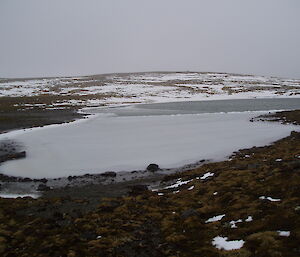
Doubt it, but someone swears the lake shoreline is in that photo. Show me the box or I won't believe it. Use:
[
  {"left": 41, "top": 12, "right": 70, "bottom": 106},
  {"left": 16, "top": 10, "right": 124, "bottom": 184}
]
[
  {"left": 0, "top": 109, "right": 299, "bottom": 256},
  {"left": 0, "top": 109, "right": 298, "bottom": 199}
]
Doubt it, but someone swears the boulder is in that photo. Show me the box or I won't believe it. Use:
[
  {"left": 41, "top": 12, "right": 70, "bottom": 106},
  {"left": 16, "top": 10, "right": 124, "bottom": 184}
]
[
  {"left": 40, "top": 178, "right": 48, "bottom": 183},
  {"left": 37, "top": 184, "right": 51, "bottom": 191},
  {"left": 0, "top": 151, "right": 26, "bottom": 163},
  {"left": 146, "top": 163, "right": 160, "bottom": 172}
]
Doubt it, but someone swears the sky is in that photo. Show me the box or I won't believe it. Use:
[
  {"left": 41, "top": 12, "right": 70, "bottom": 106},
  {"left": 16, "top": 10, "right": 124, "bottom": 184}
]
[{"left": 0, "top": 0, "right": 300, "bottom": 79}]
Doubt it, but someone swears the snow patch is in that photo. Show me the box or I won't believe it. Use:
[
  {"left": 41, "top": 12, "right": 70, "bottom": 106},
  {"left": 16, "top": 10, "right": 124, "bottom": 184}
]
[
  {"left": 200, "top": 172, "right": 214, "bottom": 180},
  {"left": 206, "top": 214, "right": 225, "bottom": 223},
  {"left": 229, "top": 219, "right": 243, "bottom": 228},
  {"left": 245, "top": 216, "right": 253, "bottom": 222},
  {"left": 277, "top": 231, "right": 290, "bottom": 237},
  {"left": 212, "top": 236, "right": 245, "bottom": 250},
  {"left": 164, "top": 179, "right": 193, "bottom": 189},
  {"left": 259, "top": 196, "right": 281, "bottom": 202}
]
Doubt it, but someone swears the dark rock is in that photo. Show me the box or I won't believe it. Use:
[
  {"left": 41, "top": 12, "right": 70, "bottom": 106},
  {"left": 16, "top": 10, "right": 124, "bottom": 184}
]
[
  {"left": 40, "top": 178, "right": 48, "bottom": 183},
  {"left": 291, "top": 131, "right": 300, "bottom": 138},
  {"left": 101, "top": 171, "right": 117, "bottom": 177},
  {"left": 37, "top": 184, "right": 51, "bottom": 191},
  {"left": 67, "top": 176, "right": 74, "bottom": 181},
  {"left": 0, "top": 151, "right": 26, "bottom": 163},
  {"left": 181, "top": 209, "right": 199, "bottom": 219},
  {"left": 22, "top": 177, "right": 32, "bottom": 182},
  {"left": 146, "top": 163, "right": 160, "bottom": 172},
  {"left": 0, "top": 174, "right": 18, "bottom": 182},
  {"left": 129, "top": 185, "right": 149, "bottom": 196}
]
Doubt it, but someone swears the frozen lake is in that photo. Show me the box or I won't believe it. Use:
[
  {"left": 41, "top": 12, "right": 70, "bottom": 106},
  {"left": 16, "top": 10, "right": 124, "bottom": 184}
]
[{"left": 0, "top": 98, "right": 299, "bottom": 179}]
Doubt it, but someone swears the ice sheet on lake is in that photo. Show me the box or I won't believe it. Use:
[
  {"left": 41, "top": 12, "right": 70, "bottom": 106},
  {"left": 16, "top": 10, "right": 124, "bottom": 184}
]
[{"left": 0, "top": 112, "right": 298, "bottom": 178}]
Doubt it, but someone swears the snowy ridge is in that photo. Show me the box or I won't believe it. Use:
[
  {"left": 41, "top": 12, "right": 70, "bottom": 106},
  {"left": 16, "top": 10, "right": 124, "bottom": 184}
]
[{"left": 1, "top": 72, "right": 299, "bottom": 108}]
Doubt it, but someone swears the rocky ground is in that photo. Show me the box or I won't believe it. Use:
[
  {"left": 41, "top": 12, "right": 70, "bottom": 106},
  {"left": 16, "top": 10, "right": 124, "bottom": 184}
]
[{"left": 0, "top": 110, "right": 299, "bottom": 256}]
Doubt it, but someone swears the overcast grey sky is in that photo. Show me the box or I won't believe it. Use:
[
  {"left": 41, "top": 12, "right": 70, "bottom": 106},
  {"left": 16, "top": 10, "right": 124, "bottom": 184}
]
[{"left": 0, "top": 0, "right": 299, "bottom": 79}]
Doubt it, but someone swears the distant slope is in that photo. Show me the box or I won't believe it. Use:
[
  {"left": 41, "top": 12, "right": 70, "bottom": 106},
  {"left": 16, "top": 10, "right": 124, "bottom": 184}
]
[{"left": 0, "top": 72, "right": 299, "bottom": 110}]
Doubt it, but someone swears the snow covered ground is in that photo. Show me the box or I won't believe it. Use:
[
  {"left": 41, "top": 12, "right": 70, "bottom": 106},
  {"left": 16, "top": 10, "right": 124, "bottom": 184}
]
[
  {"left": 212, "top": 236, "right": 245, "bottom": 250},
  {"left": 0, "top": 111, "right": 298, "bottom": 178},
  {"left": 1, "top": 72, "right": 300, "bottom": 108}
]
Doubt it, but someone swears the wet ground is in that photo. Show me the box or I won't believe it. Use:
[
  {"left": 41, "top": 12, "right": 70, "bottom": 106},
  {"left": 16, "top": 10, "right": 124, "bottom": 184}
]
[{"left": 0, "top": 107, "right": 85, "bottom": 134}]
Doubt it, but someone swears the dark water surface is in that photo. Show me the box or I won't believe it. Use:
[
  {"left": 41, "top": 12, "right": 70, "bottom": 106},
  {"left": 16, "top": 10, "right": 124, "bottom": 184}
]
[{"left": 95, "top": 98, "right": 300, "bottom": 116}]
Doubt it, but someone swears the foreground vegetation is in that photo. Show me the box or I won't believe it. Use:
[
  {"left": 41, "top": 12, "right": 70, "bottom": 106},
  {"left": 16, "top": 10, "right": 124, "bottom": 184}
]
[{"left": 0, "top": 110, "right": 299, "bottom": 256}]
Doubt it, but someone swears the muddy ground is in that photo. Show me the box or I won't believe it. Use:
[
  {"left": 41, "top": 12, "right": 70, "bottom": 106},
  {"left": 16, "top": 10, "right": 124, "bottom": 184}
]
[{"left": 0, "top": 98, "right": 85, "bottom": 134}]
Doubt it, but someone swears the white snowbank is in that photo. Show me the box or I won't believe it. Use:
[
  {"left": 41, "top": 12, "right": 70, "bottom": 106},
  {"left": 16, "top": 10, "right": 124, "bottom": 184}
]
[
  {"left": 0, "top": 112, "right": 298, "bottom": 178},
  {"left": 0, "top": 193, "right": 39, "bottom": 199},
  {"left": 212, "top": 236, "right": 245, "bottom": 250}
]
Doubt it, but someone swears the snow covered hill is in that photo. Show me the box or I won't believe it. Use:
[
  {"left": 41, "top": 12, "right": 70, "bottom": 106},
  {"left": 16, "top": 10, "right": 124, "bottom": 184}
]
[{"left": 1, "top": 72, "right": 299, "bottom": 108}]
